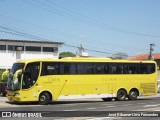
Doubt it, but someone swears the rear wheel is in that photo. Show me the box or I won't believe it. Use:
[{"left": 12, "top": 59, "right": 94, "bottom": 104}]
[
  {"left": 39, "top": 92, "right": 50, "bottom": 105},
  {"left": 116, "top": 89, "right": 127, "bottom": 101},
  {"left": 102, "top": 98, "right": 112, "bottom": 101},
  {"left": 128, "top": 90, "right": 138, "bottom": 100}
]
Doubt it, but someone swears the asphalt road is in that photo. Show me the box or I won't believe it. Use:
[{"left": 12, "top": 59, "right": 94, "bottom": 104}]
[{"left": 0, "top": 94, "right": 160, "bottom": 120}]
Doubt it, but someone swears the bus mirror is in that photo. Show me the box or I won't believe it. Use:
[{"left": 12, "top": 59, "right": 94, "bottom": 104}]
[{"left": 14, "top": 69, "right": 23, "bottom": 80}]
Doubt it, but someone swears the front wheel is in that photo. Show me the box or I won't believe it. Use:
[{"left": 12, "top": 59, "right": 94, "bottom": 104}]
[
  {"left": 39, "top": 92, "right": 50, "bottom": 105},
  {"left": 116, "top": 89, "right": 127, "bottom": 101},
  {"left": 128, "top": 90, "right": 138, "bottom": 100}
]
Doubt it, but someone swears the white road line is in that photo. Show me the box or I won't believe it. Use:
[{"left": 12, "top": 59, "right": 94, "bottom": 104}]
[
  {"left": 137, "top": 103, "right": 145, "bottom": 105},
  {"left": 86, "top": 108, "right": 96, "bottom": 110},
  {"left": 101, "top": 104, "right": 114, "bottom": 106},
  {"left": 121, "top": 104, "right": 133, "bottom": 107},
  {"left": 106, "top": 106, "right": 116, "bottom": 108},
  {"left": 143, "top": 104, "right": 160, "bottom": 107},
  {"left": 63, "top": 109, "right": 78, "bottom": 111}
]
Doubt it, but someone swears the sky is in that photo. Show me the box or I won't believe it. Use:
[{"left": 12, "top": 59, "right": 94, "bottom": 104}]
[{"left": 0, "top": 0, "right": 160, "bottom": 57}]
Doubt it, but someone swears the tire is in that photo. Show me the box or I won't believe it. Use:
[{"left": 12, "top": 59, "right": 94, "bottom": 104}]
[
  {"left": 128, "top": 90, "right": 138, "bottom": 100},
  {"left": 39, "top": 92, "right": 50, "bottom": 105},
  {"left": 102, "top": 98, "right": 112, "bottom": 101},
  {"left": 116, "top": 89, "right": 127, "bottom": 101}
]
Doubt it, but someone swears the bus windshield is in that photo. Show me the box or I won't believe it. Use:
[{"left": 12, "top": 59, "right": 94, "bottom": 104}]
[
  {"left": 8, "top": 63, "right": 25, "bottom": 91},
  {"left": 11, "top": 63, "right": 25, "bottom": 74}
]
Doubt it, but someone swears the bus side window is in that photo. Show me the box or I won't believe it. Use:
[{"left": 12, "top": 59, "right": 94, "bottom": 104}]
[
  {"left": 96, "top": 64, "right": 104, "bottom": 74},
  {"left": 147, "top": 64, "right": 155, "bottom": 74},
  {"left": 140, "top": 64, "right": 147, "bottom": 74},
  {"left": 104, "top": 65, "right": 110, "bottom": 74},
  {"left": 41, "top": 62, "right": 60, "bottom": 76},
  {"left": 64, "top": 63, "right": 70, "bottom": 74},
  {"left": 64, "top": 63, "right": 76, "bottom": 74}
]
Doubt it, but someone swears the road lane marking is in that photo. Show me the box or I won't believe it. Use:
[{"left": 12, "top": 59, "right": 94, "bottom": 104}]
[
  {"left": 133, "top": 107, "right": 160, "bottom": 111},
  {"left": 106, "top": 106, "right": 116, "bottom": 107},
  {"left": 137, "top": 103, "right": 145, "bottom": 105},
  {"left": 143, "top": 104, "right": 160, "bottom": 107},
  {"left": 119, "top": 104, "right": 133, "bottom": 107},
  {"left": 86, "top": 108, "right": 96, "bottom": 110},
  {"left": 63, "top": 109, "right": 78, "bottom": 111}
]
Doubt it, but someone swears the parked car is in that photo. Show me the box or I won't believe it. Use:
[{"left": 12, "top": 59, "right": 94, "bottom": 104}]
[{"left": 158, "top": 80, "right": 160, "bottom": 93}]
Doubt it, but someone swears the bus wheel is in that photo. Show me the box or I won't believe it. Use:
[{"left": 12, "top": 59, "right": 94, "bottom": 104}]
[
  {"left": 116, "top": 90, "right": 127, "bottom": 101},
  {"left": 102, "top": 98, "right": 112, "bottom": 101},
  {"left": 128, "top": 90, "right": 138, "bottom": 100},
  {"left": 39, "top": 92, "right": 50, "bottom": 105}
]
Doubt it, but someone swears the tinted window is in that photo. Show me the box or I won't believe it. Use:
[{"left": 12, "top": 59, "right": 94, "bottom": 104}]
[
  {"left": 43, "top": 47, "right": 58, "bottom": 52},
  {"left": 41, "top": 62, "right": 155, "bottom": 75},
  {"left": 123, "top": 64, "right": 138, "bottom": 74},
  {"left": 64, "top": 63, "right": 76, "bottom": 74},
  {"left": 8, "top": 45, "right": 24, "bottom": 51},
  {"left": 0, "top": 45, "right": 6, "bottom": 50},
  {"left": 8, "top": 45, "right": 15, "bottom": 51},
  {"left": 109, "top": 64, "right": 123, "bottom": 74},
  {"left": 11, "top": 63, "right": 25, "bottom": 74},
  {"left": 26, "top": 46, "right": 41, "bottom": 51},
  {"left": 22, "top": 62, "right": 40, "bottom": 89},
  {"left": 41, "top": 62, "right": 60, "bottom": 75}
]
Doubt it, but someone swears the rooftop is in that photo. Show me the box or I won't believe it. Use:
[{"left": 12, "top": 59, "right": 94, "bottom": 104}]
[
  {"left": 129, "top": 53, "right": 160, "bottom": 60},
  {"left": 0, "top": 39, "right": 64, "bottom": 45}
]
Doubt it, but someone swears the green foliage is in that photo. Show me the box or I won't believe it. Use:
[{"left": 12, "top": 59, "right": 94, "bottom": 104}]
[
  {"left": 0, "top": 69, "right": 5, "bottom": 82},
  {"left": 59, "top": 52, "right": 76, "bottom": 58}
]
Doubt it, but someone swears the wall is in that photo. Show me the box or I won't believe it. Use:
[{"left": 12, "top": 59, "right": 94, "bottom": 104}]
[{"left": 0, "top": 41, "right": 60, "bottom": 69}]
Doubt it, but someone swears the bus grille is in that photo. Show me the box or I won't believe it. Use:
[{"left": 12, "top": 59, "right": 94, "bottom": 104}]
[{"left": 140, "top": 83, "right": 156, "bottom": 94}]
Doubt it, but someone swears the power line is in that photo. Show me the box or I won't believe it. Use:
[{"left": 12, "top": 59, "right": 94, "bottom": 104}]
[
  {"left": 0, "top": 25, "right": 115, "bottom": 55},
  {"left": 0, "top": 25, "right": 137, "bottom": 57},
  {"left": 0, "top": 14, "right": 148, "bottom": 53},
  {"left": 24, "top": 0, "right": 160, "bottom": 38}
]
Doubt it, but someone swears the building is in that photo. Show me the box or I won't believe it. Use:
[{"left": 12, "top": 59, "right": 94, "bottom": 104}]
[
  {"left": 0, "top": 39, "right": 63, "bottom": 69},
  {"left": 128, "top": 53, "right": 160, "bottom": 69}
]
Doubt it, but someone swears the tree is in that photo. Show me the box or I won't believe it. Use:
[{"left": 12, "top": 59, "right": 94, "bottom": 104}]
[
  {"left": 112, "top": 52, "right": 128, "bottom": 59},
  {"left": 59, "top": 52, "right": 76, "bottom": 58}
]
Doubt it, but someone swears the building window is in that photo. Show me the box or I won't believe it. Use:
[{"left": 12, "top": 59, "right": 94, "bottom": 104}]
[
  {"left": 8, "top": 45, "right": 24, "bottom": 51},
  {"left": 8, "top": 45, "right": 15, "bottom": 51},
  {"left": 43, "top": 47, "right": 54, "bottom": 52},
  {"left": 26, "top": 46, "right": 41, "bottom": 52},
  {"left": 0, "top": 45, "right": 6, "bottom": 50}
]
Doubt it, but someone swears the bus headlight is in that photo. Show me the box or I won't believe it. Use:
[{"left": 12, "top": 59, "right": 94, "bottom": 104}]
[{"left": 14, "top": 93, "right": 20, "bottom": 97}]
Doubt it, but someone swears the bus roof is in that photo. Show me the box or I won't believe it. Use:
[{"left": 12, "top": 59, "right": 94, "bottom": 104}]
[{"left": 15, "top": 57, "right": 156, "bottom": 64}]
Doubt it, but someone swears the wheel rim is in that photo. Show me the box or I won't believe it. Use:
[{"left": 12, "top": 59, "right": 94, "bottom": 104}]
[
  {"left": 131, "top": 91, "right": 136, "bottom": 98},
  {"left": 120, "top": 93, "right": 125, "bottom": 99},
  {"left": 40, "top": 95, "right": 46, "bottom": 102}
]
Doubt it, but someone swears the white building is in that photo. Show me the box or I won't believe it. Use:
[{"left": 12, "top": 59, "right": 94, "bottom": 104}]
[{"left": 0, "top": 39, "right": 63, "bottom": 69}]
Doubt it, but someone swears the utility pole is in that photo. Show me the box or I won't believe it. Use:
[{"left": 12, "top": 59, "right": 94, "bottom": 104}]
[
  {"left": 148, "top": 43, "right": 155, "bottom": 60},
  {"left": 76, "top": 44, "right": 88, "bottom": 57}
]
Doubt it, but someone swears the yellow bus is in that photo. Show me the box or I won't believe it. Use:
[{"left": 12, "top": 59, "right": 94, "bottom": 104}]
[{"left": 7, "top": 57, "right": 157, "bottom": 105}]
